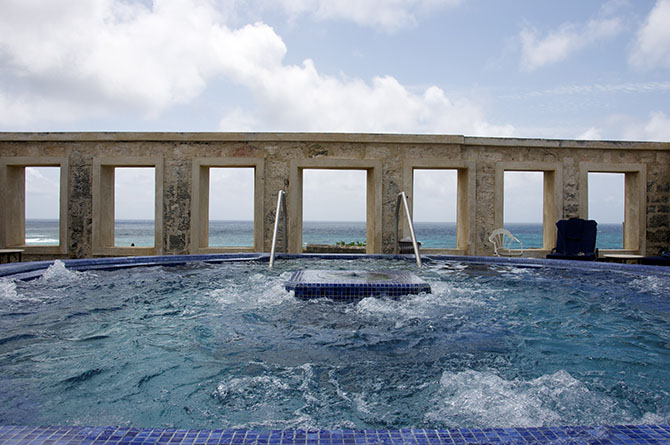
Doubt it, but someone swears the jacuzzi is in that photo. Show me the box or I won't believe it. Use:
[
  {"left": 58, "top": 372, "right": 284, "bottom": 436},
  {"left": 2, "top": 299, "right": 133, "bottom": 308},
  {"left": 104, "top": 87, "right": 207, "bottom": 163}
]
[{"left": 1, "top": 254, "right": 668, "bottom": 444}]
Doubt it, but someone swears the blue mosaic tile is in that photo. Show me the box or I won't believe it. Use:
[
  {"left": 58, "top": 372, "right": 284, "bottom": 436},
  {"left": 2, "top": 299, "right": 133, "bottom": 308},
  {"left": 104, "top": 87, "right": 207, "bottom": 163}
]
[
  {"left": 285, "top": 269, "right": 432, "bottom": 301},
  {"left": 14, "top": 425, "right": 670, "bottom": 445}
]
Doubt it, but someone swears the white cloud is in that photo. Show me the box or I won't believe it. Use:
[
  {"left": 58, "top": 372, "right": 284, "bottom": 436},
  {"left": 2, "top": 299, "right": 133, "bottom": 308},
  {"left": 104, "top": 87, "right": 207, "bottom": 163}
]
[
  {"left": 577, "top": 127, "right": 602, "bottom": 140},
  {"left": 219, "top": 63, "right": 514, "bottom": 135},
  {"left": 520, "top": 17, "right": 622, "bottom": 71},
  {"left": 209, "top": 167, "right": 255, "bottom": 220},
  {"left": 0, "top": 0, "right": 510, "bottom": 136},
  {"left": 635, "top": 111, "right": 670, "bottom": 141},
  {"left": 585, "top": 111, "right": 670, "bottom": 141},
  {"left": 218, "top": 108, "right": 259, "bottom": 132},
  {"left": 0, "top": 0, "right": 284, "bottom": 124},
  {"left": 630, "top": 0, "right": 670, "bottom": 69},
  {"left": 268, "top": 0, "right": 462, "bottom": 30},
  {"left": 25, "top": 167, "right": 60, "bottom": 219},
  {"left": 115, "top": 167, "right": 155, "bottom": 220},
  {"left": 643, "top": 111, "right": 670, "bottom": 139},
  {"left": 413, "top": 169, "right": 457, "bottom": 222},
  {"left": 499, "top": 81, "right": 670, "bottom": 99},
  {"left": 504, "top": 171, "right": 543, "bottom": 223},
  {"left": 587, "top": 172, "right": 625, "bottom": 224},
  {"left": 303, "top": 170, "right": 367, "bottom": 221},
  {"left": 25, "top": 167, "right": 60, "bottom": 198}
]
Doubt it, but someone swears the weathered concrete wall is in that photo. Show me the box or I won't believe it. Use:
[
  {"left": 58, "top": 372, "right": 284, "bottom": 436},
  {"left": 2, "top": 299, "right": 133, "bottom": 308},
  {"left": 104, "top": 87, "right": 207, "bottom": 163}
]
[
  {"left": 1, "top": 132, "right": 668, "bottom": 260},
  {"left": 647, "top": 149, "right": 670, "bottom": 249}
]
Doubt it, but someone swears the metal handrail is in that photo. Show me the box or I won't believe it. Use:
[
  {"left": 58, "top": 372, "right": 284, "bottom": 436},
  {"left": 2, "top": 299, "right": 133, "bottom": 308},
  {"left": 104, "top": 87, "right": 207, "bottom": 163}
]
[
  {"left": 395, "top": 191, "right": 422, "bottom": 267},
  {"left": 269, "top": 190, "right": 287, "bottom": 268}
]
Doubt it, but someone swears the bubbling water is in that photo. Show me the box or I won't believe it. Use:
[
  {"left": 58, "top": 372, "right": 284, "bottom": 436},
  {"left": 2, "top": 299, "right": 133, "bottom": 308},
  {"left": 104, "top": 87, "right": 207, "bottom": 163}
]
[
  {"left": 0, "top": 258, "right": 668, "bottom": 429},
  {"left": 0, "top": 279, "right": 19, "bottom": 301}
]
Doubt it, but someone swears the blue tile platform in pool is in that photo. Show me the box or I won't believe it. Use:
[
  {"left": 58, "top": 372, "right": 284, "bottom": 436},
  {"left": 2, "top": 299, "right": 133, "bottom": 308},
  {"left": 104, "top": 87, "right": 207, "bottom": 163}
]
[
  {"left": 285, "top": 269, "right": 431, "bottom": 301},
  {"left": 1, "top": 425, "right": 669, "bottom": 444}
]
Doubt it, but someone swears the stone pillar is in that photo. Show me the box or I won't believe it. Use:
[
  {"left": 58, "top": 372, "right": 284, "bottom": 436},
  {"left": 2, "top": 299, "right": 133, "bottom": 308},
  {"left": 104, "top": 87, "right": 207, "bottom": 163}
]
[
  {"left": 68, "top": 149, "right": 94, "bottom": 258},
  {"left": 163, "top": 159, "right": 191, "bottom": 255},
  {"left": 476, "top": 155, "right": 498, "bottom": 257}
]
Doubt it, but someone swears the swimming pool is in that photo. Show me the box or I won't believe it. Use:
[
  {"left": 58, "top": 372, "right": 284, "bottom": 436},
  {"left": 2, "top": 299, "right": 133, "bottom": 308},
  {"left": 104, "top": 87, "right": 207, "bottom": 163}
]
[{"left": 0, "top": 255, "right": 669, "bottom": 434}]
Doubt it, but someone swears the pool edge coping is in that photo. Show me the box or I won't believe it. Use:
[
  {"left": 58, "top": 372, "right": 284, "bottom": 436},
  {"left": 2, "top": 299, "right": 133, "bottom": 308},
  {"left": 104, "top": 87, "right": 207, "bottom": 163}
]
[{"left": 2, "top": 253, "right": 669, "bottom": 280}]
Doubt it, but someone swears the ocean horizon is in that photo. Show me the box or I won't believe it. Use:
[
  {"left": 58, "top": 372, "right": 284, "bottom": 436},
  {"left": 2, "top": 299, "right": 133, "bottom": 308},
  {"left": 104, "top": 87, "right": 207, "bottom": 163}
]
[{"left": 25, "top": 219, "right": 624, "bottom": 250}]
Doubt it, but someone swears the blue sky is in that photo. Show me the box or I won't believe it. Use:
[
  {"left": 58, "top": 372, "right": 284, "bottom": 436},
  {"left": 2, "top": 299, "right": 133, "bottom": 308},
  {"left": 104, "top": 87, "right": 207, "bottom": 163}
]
[{"left": 6, "top": 0, "right": 669, "bottom": 222}]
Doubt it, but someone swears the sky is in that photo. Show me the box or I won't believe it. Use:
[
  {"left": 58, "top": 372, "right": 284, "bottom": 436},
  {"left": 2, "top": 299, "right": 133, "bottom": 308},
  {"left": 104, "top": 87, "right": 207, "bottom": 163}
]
[{"left": 8, "top": 0, "right": 669, "bottom": 223}]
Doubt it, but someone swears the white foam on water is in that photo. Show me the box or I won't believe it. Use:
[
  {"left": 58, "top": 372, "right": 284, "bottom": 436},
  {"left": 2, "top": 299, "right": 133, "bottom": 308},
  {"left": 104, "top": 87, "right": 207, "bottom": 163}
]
[
  {"left": 328, "top": 369, "right": 352, "bottom": 403},
  {"left": 214, "top": 375, "right": 290, "bottom": 405},
  {"left": 256, "top": 272, "right": 295, "bottom": 307},
  {"left": 425, "top": 369, "right": 644, "bottom": 428},
  {"left": 296, "top": 363, "right": 313, "bottom": 392},
  {"left": 208, "top": 280, "right": 246, "bottom": 306},
  {"left": 239, "top": 414, "right": 320, "bottom": 432},
  {"left": 0, "top": 278, "right": 46, "bottom": 304},
  {"left": 431, "top": 281, "right": 492, "bottom": 306},
  {"left": 0, "top": 279, "right": 19, "bottom": 301},
  {"left": 39, "top": 260, "right": 85, "bottom": 283},
  {"left": 353, "top": 281, "right": 489, "bottom": 328},
  {"left": 505, "top": 266, "right": 536, "bottom": 275},
  {"left": 639, "top": 412, "right": 668, "bottom": 424},
  {"left": 211, "top": 360, "right": 367, "bottom": 431},
  {"left": 630, "top": 275, "right": 670, "bottom": 296},
  {"left": 212, "top": 362, "right": 330, "bottom": 430},
  {"left": 210, "top": 272, "right": 293, "bottom": 308},
  {"left": 352, "top": 393, "right": 374, "bottom": 415}
]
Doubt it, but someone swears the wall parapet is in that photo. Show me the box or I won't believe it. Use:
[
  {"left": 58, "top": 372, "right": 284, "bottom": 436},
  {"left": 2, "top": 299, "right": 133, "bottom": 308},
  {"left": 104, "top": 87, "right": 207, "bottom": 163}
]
[
  {"left": 2, "top": 132, "right": 670, "bottom": 150},
  {"left": 1, "top": 132, "right": 669, "bottom": 261}
]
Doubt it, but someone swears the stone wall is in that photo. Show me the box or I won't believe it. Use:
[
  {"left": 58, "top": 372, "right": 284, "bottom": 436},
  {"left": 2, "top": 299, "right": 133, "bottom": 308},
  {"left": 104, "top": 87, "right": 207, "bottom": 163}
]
[{"left": 1, "top": 132, "right": 668, "bottom": 260}]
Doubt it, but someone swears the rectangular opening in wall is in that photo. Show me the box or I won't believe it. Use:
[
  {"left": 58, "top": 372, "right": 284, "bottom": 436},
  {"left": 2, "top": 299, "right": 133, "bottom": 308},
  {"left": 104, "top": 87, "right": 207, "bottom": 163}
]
[
  {"left": 302, "top": 169, "right": 366, "bottom": 251},
  {"left": 412, "top": 169, "right": 457, "bottom": 248},
  {"left": 588, "top": 172, "right": 624, "bottom": 249},
  {"left": 208, "top": 167, "right": 254, "bottom": 247},
  {"left": 504, "top": 171, "right": 543, "bottom": 248},
  {"left": 114, "top": 167, "right": 155, "bottom": 247},
  {"left": 25, "top": 166, "right": 60, "bottom": 246}
]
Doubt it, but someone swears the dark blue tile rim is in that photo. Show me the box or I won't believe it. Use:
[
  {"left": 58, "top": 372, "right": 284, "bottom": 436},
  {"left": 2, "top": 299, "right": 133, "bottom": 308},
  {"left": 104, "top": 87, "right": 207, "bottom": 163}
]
[
  {"left": 1, "top": 425, "right": 669, "bottom": 444},
  {"left": 285, "top": 270, "right": 432, "bottom": 301},
  {"left": 1, "top": 253, "right": 670, "bottom": 281},
  {"left": 285, "top": 270, "right": 430, "bottom": 285},
  {"left": 0, "top": 253, "right": 268, "bottom": 280}
]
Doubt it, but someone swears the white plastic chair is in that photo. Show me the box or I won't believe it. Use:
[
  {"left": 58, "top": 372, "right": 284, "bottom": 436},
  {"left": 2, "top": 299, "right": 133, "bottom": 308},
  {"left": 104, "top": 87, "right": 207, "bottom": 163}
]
[{"left": 488, "top": 228, "right": 524, "bottom": 256}]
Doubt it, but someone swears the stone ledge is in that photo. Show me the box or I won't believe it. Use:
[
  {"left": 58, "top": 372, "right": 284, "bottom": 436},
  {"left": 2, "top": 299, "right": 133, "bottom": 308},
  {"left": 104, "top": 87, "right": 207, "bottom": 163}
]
[
  {"left": 0, "top": 132, "right": 463, "bottom": 144},
  {"left": 0, "top": 132, "right": 668, "bottom": 150}
]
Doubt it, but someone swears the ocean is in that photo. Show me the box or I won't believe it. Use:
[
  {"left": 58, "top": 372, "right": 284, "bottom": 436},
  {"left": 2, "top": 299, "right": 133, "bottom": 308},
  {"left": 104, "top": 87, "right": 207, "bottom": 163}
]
[{"left": 25, "top": 219, "right": 625, "bottom": 250}]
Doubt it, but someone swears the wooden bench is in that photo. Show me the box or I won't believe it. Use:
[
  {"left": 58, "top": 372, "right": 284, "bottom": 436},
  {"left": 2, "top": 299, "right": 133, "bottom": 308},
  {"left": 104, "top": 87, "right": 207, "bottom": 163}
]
[{"left": 0, "top": 249, "right": 24, "bottom": 263}]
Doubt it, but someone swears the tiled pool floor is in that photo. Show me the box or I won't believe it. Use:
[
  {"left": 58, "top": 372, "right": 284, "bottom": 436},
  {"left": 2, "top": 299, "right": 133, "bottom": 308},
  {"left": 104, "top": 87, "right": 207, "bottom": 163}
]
[{"left": 1, "top": 425, "right": 668, "bottom": 444}]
